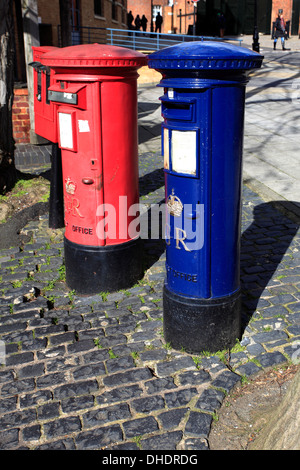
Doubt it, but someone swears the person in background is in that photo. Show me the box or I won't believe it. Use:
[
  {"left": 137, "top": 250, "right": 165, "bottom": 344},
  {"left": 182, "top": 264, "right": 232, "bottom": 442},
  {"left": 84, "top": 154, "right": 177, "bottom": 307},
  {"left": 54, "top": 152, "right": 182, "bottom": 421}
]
[
  {"left": 141, "top": 15, "right": 148, "bottom": 32},
  {"left": 127, "top": 10, "right": 134, "bottom": 30},
  {"left": 273, "top": 11, "right": 287, "bottom": 50},
  {"left": 218, "top": 12, "right": 226, "bottom": 38},
  {"left": 135, "top": 14, "right": 141, "bottom": 31},
  {"left": 155, "top": 12, "right": 163, "bottom": 33}
]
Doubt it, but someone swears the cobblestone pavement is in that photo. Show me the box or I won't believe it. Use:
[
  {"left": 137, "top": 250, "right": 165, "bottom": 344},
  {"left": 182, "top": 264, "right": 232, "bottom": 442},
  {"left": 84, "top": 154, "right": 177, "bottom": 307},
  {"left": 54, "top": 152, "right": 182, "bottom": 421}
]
[
  {"left": 15, "top": 144, "right": 51, "bottom": 174},
  {"left": 0, "top": 146, "right": 299, "bottom": 451}
]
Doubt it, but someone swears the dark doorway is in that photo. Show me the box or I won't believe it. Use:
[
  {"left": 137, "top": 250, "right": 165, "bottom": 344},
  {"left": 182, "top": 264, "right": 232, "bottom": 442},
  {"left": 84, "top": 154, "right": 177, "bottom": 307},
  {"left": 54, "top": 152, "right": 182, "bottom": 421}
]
[
  {"left": 195, "top": 0, "right": 272, "bottom": 36},
  {"left": 292, "top": 0, "right": 300, "bottom": 35},
  {"left": 39, "top": 24, "right": 53, "bottom": 46},
  {"left": 13, "top": 0, "right": 26, "bottom": 82},
  {"left": 71, "top": 0, "right": 81, "bottom": 44}
]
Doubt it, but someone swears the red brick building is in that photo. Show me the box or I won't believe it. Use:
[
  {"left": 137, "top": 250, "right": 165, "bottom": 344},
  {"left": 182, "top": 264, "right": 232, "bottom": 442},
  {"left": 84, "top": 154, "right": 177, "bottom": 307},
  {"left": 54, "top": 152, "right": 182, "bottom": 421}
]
[
  {"left": 127, "top": 0, "right": 198, "bottom": 35},
  {"left": 11, "top": 0, "right": 299, "bottom": 144},
  {"left": 37, "top": 0, "right": 128, "bottom": 47},
  {"left": 272, "top": 0, "right": 293, "bottom": 24},
  {"left": 127, "top": 0, "right": 300, "bottom": 37},
  {"left": 13, "top": 0, "right": 128, "bottom": 82}
]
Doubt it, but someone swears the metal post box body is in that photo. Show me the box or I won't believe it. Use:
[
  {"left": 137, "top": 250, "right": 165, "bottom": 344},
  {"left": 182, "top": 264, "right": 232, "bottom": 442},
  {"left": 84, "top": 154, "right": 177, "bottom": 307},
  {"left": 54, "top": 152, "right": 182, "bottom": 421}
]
[
  {"left": 41, "top": 44, "right": 147, "bottom": 294},
  {"left": 148, "top": 42, "right": 263, "bottom": 353},
  {"left": 31, "top": 46, "right": 58, "bottom": 142}
]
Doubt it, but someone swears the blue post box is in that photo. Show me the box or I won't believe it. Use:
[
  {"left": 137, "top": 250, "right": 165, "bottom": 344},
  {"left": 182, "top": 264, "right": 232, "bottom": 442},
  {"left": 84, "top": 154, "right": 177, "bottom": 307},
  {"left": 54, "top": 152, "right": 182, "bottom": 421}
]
[{"left": 148, "top": 41, "right": 263, "bottom": 353}]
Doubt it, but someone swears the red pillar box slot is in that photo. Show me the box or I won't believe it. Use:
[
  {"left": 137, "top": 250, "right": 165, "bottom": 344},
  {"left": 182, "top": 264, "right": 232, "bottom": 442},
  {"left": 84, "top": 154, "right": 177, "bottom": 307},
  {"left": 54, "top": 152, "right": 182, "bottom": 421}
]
[{"left": 40, "top": 44, "right": 147, "bottom": 294}]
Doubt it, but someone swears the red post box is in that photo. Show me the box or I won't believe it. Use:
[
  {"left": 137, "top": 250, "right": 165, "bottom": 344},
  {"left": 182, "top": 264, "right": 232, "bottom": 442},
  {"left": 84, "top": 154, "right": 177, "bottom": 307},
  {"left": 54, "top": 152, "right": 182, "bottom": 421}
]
[
  {"left": 40, "top": 44, "right": 147, "bottom": 294},
  {"left": 31, "top": 46, "right": 59, "bottom": 142}
]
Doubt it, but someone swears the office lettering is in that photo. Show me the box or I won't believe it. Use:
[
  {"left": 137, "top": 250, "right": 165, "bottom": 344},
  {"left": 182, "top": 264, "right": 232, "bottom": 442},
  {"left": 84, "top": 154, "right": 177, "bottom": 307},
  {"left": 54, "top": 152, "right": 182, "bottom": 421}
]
[
  {"left": 72, "top": 225, "right": 93, "bottom": 235},
  {"left": 166, "top": 264, "right": 197, "bottom": 282}
]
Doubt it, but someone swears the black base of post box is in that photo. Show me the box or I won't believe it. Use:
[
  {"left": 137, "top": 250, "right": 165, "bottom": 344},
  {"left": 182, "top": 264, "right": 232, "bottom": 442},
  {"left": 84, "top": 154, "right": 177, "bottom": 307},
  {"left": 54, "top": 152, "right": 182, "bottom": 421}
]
[
  {"left": 163, "top": 285, "right": 241, "bottom": 354},
  {"left": 64, "top": 237, "right": 143, "bottom": 295}
]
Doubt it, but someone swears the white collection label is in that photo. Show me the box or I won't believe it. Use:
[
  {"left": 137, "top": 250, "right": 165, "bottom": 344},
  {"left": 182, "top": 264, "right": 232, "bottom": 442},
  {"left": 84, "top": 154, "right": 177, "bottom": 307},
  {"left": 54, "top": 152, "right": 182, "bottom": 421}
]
[
  {"left": 168, "top": 88, "right": 174, "bottom": 99},
  {"left": 78, "top": 120, "right": 90, "bottom": 133},
  {"left": 63, "top": 92, "right": 73, "bottom": 100}
]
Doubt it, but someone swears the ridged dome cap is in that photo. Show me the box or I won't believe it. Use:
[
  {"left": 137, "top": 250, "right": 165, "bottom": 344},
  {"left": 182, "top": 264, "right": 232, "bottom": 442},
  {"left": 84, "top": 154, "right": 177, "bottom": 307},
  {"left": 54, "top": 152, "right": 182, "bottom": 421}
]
[
  {"left": 148, "top": 41, "right": 263, "bottom": 72},
  {"left": 41, "top": 43, "right": 147, "bottom": 68}
]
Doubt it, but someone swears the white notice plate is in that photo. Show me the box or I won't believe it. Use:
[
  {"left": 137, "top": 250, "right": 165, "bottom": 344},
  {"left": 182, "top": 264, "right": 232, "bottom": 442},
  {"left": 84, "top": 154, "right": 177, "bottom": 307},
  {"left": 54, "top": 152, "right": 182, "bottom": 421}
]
[
  {"left": 58, "top": 112, "right": 73, "bottom": 149},
  {"left": 171, "top": 130, "right": 197, "bottom": 175},
  {"left": 163, "top": 127, "right": 169, "bottom": 170}
]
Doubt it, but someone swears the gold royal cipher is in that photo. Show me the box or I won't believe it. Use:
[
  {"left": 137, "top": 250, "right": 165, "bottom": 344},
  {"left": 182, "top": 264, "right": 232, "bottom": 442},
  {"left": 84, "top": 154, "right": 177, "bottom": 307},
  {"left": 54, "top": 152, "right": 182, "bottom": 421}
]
[{"left": 167, "top": 189, "right": 183, "bottom": 217}]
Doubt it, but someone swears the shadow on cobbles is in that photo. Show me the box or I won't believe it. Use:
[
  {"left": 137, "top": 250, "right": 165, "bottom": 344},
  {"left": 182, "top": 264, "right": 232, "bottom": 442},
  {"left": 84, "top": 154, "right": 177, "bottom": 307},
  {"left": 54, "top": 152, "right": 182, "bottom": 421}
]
[
  {"left": 139, "top": 168, "right": 164, "bottom": 198},
  {"left": 0, "top": 202, "right": 49, "bottom": 250},
  {"left": 138, "top": 165, "right": 166, "bottom": 274},
  {"left": 140, "top": 201, "right": 166, "bottom": 276},
  {"left": 138, "top": 101, "right": 161, "bottom": 118},
  {"left": 240, "top": 200, "right": 299, "bottom": 332}
]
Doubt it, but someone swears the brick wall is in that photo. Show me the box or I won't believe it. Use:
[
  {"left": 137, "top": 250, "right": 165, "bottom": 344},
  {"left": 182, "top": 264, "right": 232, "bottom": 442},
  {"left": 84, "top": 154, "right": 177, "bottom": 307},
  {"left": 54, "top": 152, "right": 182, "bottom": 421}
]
[
  {"left": 12, "top": 88, "right": 30, "bottom": 144},
  {"left": 37, "top": 0, "right": 60, "bottom": 46},
  {"left": 272, "top": 0, "right": 293, "bottom": 23},
  {"left": 128, "top": 0, "right": 168, "bottom": 33},
  {"left": 127, "top": 0, "right": 196, "bottom": 35},
  {"left": 80, "top": 0, "right": 127, "bottom": 29},
  {"left": 37, "top": 0, "right": 128, "bottom": 46}
]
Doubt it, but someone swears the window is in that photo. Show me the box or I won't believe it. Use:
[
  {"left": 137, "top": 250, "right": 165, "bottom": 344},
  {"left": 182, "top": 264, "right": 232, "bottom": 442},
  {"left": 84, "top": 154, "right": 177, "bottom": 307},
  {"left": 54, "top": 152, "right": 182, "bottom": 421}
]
[
  {"left": 112, "top": 0, "right": 117, "bottom": 21},
  {"left": 153, "top": 5, "right": 162, "bottom": 22},
  {"left": 94, "top": 0, "right": 103, "bottom": 17}
]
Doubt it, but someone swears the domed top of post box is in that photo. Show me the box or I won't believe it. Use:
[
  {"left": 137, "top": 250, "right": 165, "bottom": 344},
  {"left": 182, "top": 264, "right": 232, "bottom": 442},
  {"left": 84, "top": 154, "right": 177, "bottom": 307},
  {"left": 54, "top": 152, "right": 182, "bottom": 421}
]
[
  {"left": 148, "top": 41, "right": 263, "bottom": 72},
  {"left": 40, "top": 43, "right": 147, "bottom": 69}
]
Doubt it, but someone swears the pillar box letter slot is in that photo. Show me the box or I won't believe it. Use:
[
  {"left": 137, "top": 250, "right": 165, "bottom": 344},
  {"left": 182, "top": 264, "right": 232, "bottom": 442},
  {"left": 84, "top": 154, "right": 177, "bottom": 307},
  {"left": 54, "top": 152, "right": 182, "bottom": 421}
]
[
  {"left": 148, "top": 41, "right": 263, "bottom": 354},
  {"left": 161, "top": 98, "right": 196, "bottom": 122},
  {"left": 48, "top": 83, "right": 87, "bottom": 108},
  {"left": 40, "top": 44, "right": 147, "bottom": 295}
]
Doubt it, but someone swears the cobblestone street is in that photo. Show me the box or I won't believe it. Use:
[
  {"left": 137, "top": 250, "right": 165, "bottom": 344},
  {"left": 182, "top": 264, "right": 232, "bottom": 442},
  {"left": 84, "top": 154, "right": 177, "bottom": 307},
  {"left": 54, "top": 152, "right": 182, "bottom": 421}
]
[{"left": 0, "top": 147, "right": 299, "bottom": 450}]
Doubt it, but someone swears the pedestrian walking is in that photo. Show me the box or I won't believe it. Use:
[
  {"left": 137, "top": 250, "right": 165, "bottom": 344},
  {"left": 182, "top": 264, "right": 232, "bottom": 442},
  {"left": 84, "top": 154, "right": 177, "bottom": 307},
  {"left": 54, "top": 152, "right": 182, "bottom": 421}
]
[
  {"left": 217, "top": 12, "right": 226, "bottom": 38},
  {"left": 273, "top": 12, "right": 287, "bottom": 50}
]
